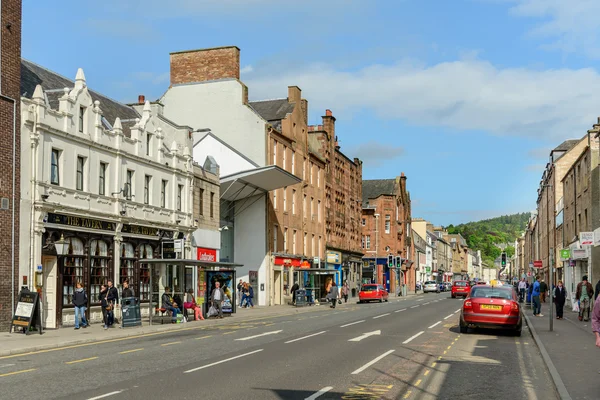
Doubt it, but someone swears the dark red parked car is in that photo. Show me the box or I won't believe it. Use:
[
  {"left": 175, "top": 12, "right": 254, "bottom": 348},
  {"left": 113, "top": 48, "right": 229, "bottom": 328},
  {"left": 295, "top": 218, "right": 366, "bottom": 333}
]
[
  {"left": 358, "top": 284, "right": 389, "bottom": 303},
  {"left": 451, "top": 280, "right": 470, "bottom": 298},
  {"left": 459, "top": 285, "right": 522, "bottom": 336}
]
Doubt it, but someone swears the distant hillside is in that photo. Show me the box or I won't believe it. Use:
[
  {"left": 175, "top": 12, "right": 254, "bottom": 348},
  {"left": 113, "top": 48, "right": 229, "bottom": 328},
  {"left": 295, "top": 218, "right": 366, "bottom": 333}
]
[{"left": 446, "top": 212, "right": 531, "bottom": 266}]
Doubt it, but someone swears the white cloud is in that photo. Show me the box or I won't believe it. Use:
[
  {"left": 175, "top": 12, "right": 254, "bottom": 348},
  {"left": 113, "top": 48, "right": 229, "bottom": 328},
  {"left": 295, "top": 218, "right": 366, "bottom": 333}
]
[
  {"left": 509, "top": 0, "right": 600, "bottom": 58},
  {"left": 347, "top": 141, "right": 403, "bottom": 167},
  {"left": 245, "top": 58, "right": 600, "bottom": 140},
  {"left": 240, "top": 65, "right": 254, "bottom": 74}
]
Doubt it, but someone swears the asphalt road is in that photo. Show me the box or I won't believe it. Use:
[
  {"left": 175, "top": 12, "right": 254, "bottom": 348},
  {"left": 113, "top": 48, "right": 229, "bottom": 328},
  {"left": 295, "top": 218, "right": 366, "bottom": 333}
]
[{"left": 0, "top": 293, "right": 558, "bottom": 400}]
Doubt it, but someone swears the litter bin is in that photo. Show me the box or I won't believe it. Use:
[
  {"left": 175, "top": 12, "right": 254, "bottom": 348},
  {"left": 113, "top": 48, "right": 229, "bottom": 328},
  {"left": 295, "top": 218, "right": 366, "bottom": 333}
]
[
  {"left": 295, "top": 289, "right": 307, "bottom": 307},
  {"left": 121, "top": 297, "right": 142, "bottom": 328}
]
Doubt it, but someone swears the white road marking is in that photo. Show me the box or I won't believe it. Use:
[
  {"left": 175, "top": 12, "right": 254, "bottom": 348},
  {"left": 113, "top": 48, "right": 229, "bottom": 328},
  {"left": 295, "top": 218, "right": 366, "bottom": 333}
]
[
  {"left": 395, "top": 308, "right": 407, "bottom": 313},
  {"left": 87, "top": 391, "right": 124, "bottom": 400},
  {"left": 417, "top": 299, "right": 424, "bottom": 302},
  {"left": 411, "top": 305, "right": 420, "bottom": 308},
  {"left": 305, "top": 386, "right": 334, "bottom": 400},
  {"left": 184, "top": 349, "right": 263, "bottom": 373},
  {"left": 402, "top": 331, "right": 425, "bottom": 344},
  {"left": 285, "top": 331, "right": 327, "bottom": 344},
  {"left": 348, "top": 330, "right": 381, "bottom": 342},
  {"left": 428, "top": 321, "right": 442, "bottom": 329},
  {"left": 0, "top": 364, "right": 15, "bottom": 369},
  {"left": 235, "top": 330, "right": 282, "bottom": 341},
  {"left": 373, "top": 313, "right": 390, "bottom": 319},
  {"left": 444, "top": 314, "right": 454, "bottom": 320},
  {"left": 423, "top": 302, "right": 431, "bottom": 305},
  {"left": 351, "top": 350, "right": 395, "bottom": 375},
  {"left": 455, "top": 309, "right": 461, "bottom": 313},
  {"left": 340, "top": 320, "right": 365, "bottom": 328}
]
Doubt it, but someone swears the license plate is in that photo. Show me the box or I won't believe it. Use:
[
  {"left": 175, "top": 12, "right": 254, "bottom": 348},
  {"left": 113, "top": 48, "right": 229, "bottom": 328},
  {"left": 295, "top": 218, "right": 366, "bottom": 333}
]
[{"left": 481, "top": 305, "right": 502, "bottom": 310}]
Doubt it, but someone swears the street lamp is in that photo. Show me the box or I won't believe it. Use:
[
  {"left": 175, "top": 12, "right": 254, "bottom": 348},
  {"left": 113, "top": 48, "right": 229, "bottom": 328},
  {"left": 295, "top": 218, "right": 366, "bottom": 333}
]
[{"left": 54, "top": 234, "right": 69, "bottom": 256}]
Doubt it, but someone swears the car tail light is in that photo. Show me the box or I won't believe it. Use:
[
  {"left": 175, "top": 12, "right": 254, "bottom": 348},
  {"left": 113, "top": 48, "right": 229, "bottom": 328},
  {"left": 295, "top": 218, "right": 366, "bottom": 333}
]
[
  {"left": 511, "top": 301, "right": 519, "bottom": 312},
  {"left": 464, "top": 300, "right": 472, "bottom": 309}
]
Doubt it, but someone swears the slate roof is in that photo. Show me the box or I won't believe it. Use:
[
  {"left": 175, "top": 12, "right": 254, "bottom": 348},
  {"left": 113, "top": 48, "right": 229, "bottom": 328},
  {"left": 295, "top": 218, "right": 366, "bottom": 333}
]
[
  {"left": 362, "top": 179, "right": 396, "bottom": 207},
  {"left": 552, "top": 139, "right": 579, "bottom": 153},
  {"left": 249, "top": 98, "right": 295, "bottom": 131},
  {"left": 21, "top": 59, "right": 140, "bottom": 137}
]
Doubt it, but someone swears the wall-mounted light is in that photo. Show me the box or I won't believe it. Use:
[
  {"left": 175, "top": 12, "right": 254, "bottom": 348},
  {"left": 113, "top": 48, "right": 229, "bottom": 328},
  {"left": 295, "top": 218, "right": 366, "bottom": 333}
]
[
  {"left": 218, "top": 225, "right": 229, "bottom": 232},
  {"left": 54, "top": 234, "right": 68, "bottom": 256}
]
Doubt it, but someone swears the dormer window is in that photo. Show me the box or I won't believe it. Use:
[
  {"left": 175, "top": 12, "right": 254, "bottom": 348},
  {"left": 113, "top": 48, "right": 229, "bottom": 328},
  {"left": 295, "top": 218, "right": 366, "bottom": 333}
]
[{"left": 79, "top": 106, "right": 85, "bottom": 133}]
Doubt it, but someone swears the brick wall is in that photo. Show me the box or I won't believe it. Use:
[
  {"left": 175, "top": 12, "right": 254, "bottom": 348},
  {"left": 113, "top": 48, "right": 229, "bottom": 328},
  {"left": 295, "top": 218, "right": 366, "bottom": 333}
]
[
  {"left": 170, "top": 46, "right": 240, "bottom": 86},
  {"left": 0, "top": 0, "right": 21, "bottom": 330}
]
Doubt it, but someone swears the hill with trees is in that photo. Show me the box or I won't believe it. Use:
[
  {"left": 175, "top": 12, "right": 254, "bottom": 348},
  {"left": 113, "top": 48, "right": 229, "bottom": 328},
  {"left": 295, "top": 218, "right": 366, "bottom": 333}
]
[{"left": 446, "top": 212, "right": 531, "bottom": 266}]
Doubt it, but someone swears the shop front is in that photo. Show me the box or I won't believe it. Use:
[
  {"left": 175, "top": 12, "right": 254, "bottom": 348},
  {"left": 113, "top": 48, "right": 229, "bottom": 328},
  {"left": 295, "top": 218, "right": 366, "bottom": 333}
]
[
  {"left": 326, "top": 251, "right": 342, "bottom": 285},
  {"left": 274, "top": 255, "right": 309, "bottom": 305}
]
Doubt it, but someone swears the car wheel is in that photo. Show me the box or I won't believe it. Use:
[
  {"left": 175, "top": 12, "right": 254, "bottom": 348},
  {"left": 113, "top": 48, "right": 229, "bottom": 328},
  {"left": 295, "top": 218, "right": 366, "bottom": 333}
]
[
  {"left": 514, "top": 328, "right": 522, "bottom": 337},
  {"left": 459, "top": 320, "right": 468, "bottom": 334},
  {"left": 358, "top": 300, "right": 362, "bottom": 304},
  {"left": 379, "top": 297, "right": 383, "bottom": 303},
  {"left": 451, "top": 294, "right": 456, "bottom": 298},
  {"left": 385, "top": 298, "right": 389, "bottom": 302}
]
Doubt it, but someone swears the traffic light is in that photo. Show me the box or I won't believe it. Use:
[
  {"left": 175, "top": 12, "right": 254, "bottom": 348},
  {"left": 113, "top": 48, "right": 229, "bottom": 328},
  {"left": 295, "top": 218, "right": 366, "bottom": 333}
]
[
  {"left": 388, "top": 254, "right": 394, "bottom": 267},
  {"left": 396, "top": 256, "right": 402, "bottom": 268},
  {"left": 501, "top": 252, "right": 507, "bottom": 266}
]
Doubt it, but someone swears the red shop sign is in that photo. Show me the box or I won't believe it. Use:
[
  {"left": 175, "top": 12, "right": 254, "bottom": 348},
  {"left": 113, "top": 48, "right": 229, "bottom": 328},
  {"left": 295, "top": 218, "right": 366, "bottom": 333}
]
[
  {"left": 197, "top": 247, "right": 217, "bottom": 262},
  {"left": 274, "top": 257, "right": 301, "bottom": 267},
  {"left": 533, "top": 260, "right": 543, "bottom": 268}
]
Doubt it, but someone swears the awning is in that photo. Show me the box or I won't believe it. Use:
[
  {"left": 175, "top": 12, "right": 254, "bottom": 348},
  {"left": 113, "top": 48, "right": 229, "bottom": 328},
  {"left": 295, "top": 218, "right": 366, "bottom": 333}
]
[
  {"left": 220, "top": 165, "right": 301, "bottom": 202},
  {"left": 139, "top": 259, "right": 244, "bottom": 268}
]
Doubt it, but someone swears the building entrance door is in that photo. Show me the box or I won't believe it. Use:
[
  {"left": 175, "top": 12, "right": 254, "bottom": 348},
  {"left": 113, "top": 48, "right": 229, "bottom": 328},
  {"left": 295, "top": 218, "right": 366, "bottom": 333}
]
[
  {"left": 42, "top": 256, "right": 57, "bottom": 329},
  {"left": 274, "top": 270, "right": 282, "bottom": 305}
]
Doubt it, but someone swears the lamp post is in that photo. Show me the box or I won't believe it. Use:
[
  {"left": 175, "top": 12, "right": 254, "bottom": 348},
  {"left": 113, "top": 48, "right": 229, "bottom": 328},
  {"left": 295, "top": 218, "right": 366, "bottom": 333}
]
[{"left": 54, "top": 234, "right": 69, "bottom": 256}]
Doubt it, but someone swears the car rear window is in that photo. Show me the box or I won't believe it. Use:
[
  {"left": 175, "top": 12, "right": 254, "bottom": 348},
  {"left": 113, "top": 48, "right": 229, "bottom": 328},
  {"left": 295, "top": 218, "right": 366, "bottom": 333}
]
[
  {"left": 470, "top": 287, "right": 513, "bottom": 299},
  {"left": 361, "top": 285, "right": 377, "bottom": 291},
  {"left": 453, "top": 281, "right": 467, "bottom": 287},
  {"left": 424, "top": 281, "right": 436, "bottom": 285}
]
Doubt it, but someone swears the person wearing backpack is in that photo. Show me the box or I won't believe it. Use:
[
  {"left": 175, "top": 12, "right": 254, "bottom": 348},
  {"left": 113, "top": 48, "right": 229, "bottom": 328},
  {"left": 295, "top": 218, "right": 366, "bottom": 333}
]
[{"left": 72, "top": 281, "right": 88, "bottom": 330}]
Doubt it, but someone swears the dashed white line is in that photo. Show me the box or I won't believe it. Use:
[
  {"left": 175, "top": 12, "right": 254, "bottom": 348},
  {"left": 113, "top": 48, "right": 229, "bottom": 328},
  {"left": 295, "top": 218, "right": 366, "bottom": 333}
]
[
  {"left": 423, "top": 302, "right": 431, "bottom": 305},
  {"left": 351, "top": 350, "right": 395, "bottom": 375},
  {"left": 444, "top": 314, "right": 454, "bottom": 320},
  {"left": 417, "top": 299, "right": 424, "bottom": 302},
  {"left": 411, "top": 305, "right": 420, "bottom": 309},
  {"left": 0, "top": 364, "right": 15, "bottom": 369},
  {"left": 184, "top": 349, "right": 263, "bottom": 373},
  {"left": 428, "top": 321, "right": 442, "bottom": 329},
  {"left": 373, "top": 313, "right": 390, "bottom": 319},
  {"left": 402, "top": 331, "right": 424, "bottom": 344},
  {"left": 285, "top": 331, "right": 327, "bottom": 344},
  {"left": 454, "top": 309, "right": 461, "bottom": 313},
  {"left": 395, "top": 308, "right": 407, "bottom": 313},
  {"left": 340, "top": 320, "right": 365, "bottom": 328},
  {"left": 305, "top": 386, "right": 334, "bottom": 400},
  {"left": 87, "top": 391, "right": 124, "bottom": 400},
  {"left": 235, "top": 330, "right": 282, "bottom": 341}
]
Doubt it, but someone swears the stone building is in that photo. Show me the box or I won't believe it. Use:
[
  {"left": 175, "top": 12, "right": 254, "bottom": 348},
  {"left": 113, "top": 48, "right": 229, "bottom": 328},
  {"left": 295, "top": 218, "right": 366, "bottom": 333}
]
[
  {"left": 19, "top": 61, "right": 196, "bottom": 328},
  {"left": 444, "top": 234, "right": 468, "bottom": 279},
  {"left": 307, "top": 110, "right": 363, "bottom": 294},
  {"left": 361, "top": 174, "right": 414, "bottom": 294},
  {"left": 0, "top": 0, "right": 20, "bottom": 330}
]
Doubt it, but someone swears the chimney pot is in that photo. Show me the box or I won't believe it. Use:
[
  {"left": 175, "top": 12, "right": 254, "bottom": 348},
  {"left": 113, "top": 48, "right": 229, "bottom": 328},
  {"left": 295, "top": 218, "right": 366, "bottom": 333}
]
[
  {"left": 138, "top": 95, "right": 145, "bottom": 104},
  {"left": 325, "top": 109, "right": 332, "bottom": 116}
]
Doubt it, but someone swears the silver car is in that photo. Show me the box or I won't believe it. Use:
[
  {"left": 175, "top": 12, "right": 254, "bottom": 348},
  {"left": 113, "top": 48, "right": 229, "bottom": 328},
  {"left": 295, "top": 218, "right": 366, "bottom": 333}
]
[{"left": 423, "top": 280, "right": 440, "bottom": 293}]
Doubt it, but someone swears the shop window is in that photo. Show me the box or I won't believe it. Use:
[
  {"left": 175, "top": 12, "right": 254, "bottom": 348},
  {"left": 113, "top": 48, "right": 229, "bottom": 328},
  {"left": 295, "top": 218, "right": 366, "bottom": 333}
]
[
  {"left": 120, "top": 242, "right": 135, "bottom": 288},
  {"left": 90, "top": 239, "right": 109, "bottom": 304},
  {"left": 62, "top": 237, "right": 84, "bottom": 306},
  {"left": 139, "top": 244, "right": 153, "bottom": 302}
]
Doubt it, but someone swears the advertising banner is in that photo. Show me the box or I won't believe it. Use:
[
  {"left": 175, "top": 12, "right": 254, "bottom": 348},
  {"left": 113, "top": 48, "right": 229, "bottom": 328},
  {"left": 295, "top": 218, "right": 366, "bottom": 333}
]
[
  {"left": 206, "top": 270, "right": 235, "bottom": 314},
  {"left": 580, "top": 232, "right": 594, "bottom": 246}
]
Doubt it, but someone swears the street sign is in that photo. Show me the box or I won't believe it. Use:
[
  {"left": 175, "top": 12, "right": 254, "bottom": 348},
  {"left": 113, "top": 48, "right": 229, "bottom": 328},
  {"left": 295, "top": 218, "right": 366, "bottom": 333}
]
[
  {"left": 533, "top": 260, "right": 543, "bottom": 268},
  {"left": 580, "top": 232, "right": 594, "bottom": 246},
  {"left": 560, "top": 249, "right": 571, "bottom": 259},
  {"left": 528, "top": 262, "right": 534, "bottom": 270}
]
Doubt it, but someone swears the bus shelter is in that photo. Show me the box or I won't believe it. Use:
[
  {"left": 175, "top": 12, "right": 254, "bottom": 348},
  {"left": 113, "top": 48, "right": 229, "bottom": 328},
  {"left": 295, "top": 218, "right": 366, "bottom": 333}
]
[
  {"left": 293, "top": 268, "right": 341, "bottom": 305},
  {"left": 139, "top": 258, "right": 243, "bottom": 324}
]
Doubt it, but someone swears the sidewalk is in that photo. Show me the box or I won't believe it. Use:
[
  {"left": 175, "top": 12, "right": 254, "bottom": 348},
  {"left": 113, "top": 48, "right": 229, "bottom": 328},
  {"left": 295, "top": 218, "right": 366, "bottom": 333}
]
[{"left": 523, "top": 300, "right": 598, "bottom": 400}]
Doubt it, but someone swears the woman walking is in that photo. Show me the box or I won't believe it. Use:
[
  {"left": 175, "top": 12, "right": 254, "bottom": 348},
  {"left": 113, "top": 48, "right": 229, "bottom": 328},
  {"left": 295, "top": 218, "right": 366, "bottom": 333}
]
[
  {"left": 554, "top": 280, "right": 567, "bottom": 320},
  {"left": 341, "top": 281, "right": 350, "bottom": 303},
  {"left": 328, "top": 282, "right": 339, "bottom": 308}
]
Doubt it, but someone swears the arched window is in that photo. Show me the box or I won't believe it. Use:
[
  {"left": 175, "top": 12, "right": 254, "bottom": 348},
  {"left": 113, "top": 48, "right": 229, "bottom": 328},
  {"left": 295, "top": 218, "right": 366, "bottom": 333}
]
[
  {"left": 90, "top": 239, "right": 110, "bottom": 303},
  {"left": 62, "top": 237, "right": 85, "bottom": 306}
]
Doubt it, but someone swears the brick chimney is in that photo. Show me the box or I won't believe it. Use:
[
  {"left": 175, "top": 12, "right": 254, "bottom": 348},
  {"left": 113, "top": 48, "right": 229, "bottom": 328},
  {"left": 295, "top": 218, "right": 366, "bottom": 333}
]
[
  {"left": 138, "top": 95, "right": 145, "bottom": 104},
  {"left": 288, "top": 86, "right": 301, "bottom": 103},
  {"left": 170, "top": 46, "right": 240, "bottom": 86},
  {"left": 322, "top": 109, "right": 336, "bottom": 145}
]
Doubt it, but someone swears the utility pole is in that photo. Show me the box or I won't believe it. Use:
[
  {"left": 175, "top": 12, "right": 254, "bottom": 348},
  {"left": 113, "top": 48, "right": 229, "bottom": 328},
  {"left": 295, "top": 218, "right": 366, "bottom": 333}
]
[{"left": 549, "top": 248, "right": 554, "bottom": 332}]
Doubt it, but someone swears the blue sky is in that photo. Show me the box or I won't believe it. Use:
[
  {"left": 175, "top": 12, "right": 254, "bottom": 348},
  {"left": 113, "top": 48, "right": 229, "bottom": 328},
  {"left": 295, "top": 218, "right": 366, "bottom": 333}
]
[{"left": 22, "top": 0, "right": 600, "bottom": 226}]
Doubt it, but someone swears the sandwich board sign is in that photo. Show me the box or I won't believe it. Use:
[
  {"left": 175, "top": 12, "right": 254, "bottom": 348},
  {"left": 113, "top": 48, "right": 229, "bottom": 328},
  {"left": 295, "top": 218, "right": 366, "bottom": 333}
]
[{"left": 10, "top": 288, "right": 43, "bottom": 335}]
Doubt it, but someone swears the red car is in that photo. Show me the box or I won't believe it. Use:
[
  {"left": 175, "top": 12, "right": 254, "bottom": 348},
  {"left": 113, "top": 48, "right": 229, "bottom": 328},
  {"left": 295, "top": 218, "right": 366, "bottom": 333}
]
[
  {"left": 358, "top": 284, "right": 389, "bottom": 303},
  {"left": 451, "top": 280, "right": 470, "bottom": 298},
  {"left": 459, "top": 285, "right": 522, "bottom": 336}
]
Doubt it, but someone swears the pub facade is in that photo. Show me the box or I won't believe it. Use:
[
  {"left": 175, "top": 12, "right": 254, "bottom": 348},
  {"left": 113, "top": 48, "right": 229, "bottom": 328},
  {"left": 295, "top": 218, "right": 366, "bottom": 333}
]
[{"left": 19, "top": 62, "right": 198, "bottom": 328}]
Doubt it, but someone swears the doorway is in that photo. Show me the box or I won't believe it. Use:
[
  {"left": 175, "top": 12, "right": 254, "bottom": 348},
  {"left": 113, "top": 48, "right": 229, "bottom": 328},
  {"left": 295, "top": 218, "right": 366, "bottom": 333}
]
[
  {"left": 42, "top": 256, "right": 57, "bottom": 329},
  {"left": 274, "top": 270, "right": 282, "bottom": 305}
]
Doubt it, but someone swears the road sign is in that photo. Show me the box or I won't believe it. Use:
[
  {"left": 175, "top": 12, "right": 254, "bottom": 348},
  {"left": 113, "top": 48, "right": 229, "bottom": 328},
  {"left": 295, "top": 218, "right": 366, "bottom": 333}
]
[
  {"left": 560, "top": 249, "right": 571, "bottom": 259},
  {"left": 533, "top": 260, "right": 543, "bottom": 268},
  {"left": 580, "top": 232, "right": 594, "bottom": 246}
]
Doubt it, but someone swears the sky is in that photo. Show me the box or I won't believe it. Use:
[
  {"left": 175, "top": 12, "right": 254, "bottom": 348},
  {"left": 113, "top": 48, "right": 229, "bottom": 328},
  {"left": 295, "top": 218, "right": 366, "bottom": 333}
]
[{"left": 22, "top": 0, "right": 600, "bottom": 226}]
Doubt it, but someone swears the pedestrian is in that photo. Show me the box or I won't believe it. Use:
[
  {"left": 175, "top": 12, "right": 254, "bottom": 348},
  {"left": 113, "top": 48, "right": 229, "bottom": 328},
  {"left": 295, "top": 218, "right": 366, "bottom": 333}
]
[
  {"left": 554, "top": 280, "right": 566, "bottom": 320},
  {"left": 161, "top": 286, "right": 181, "bottom": 323},
  {"left": 576, "top": 275, "right": 594, "bottom": 322},
  {"left": 342, "top": 280, "right": 349, "bottom": 303},
  {"left": 237, "top": 279, "right": 244, "bottom": 307},
  {"left": 595, "top": 279, "right": 600, "bottom": 301},
  {"left": 184, "top": 289, "right": 204, "bottom": 321},
  {"left": 539, "top": 279, "right": 548, "bottom": 303},
  {"left": 121, "top": 279, "right": 134, "bottom": 298},
  {"left": 107, "top": 279, "right": 119, "bottom": 326},
  {"left": 246, "top": 283, "right": 254, "bottom": 308},
  {"left": 518, "top": 278, "right": 527, "bottom": 303},
  {"left": 72, "top": 281, "right": 88, "bottom": 330},
  {"left": 290, "top": 282, "right": 299, "bottom": 305},
  {"left": 532, "top": 276, "right": 542, "bottom": 317},
  {"left": 592, "top": 293, "right": 600, "bottom": 348},
  {"left": 327, "top": 282, "right": 339, "bottom": 309},
  {"left": 99, "top": 284, "right": 109, "bottom": 330},
  {"left": 211, "top": 281, "right": 225, "bottom": 318}
]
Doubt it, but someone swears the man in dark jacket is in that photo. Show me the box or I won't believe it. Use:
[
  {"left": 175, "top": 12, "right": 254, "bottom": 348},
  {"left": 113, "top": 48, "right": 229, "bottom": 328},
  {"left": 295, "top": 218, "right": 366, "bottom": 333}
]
[
  {"left": 539, "top": 280, "right": 548, "bottom": 303},
  {"left": 72, "top": 282, "right": 88, "bottom": 329},
  {"left": 106, "top": 279, "right": 119, "bottom": 326},
  {"left": 162, "top": 287, "right": 180, "bottom": 323},
  {"left": 576, "top": 276, "right": 594, "bottom": 321},
  {"left": 122, "top": 279, "right": 135, "bottom": 299},
  {"left": 290, "top": 283, "right": 299, "bottom": 304}
]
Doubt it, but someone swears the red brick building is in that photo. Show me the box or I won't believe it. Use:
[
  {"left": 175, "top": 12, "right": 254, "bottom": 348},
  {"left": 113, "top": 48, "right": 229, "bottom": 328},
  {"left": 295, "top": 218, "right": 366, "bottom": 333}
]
[
  {"left": 361, "top": 175, "right": 414, "bottom": 294},
  {"left": 308, "top": 110, "right": 363, "bottom": 294},
  {"left": 0, "top": 0, "right": 21, "bottom": 330}
]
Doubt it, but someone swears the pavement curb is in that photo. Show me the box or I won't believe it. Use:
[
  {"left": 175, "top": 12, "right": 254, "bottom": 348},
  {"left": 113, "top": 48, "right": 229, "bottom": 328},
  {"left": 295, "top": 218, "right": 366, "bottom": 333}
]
[{"left": 523, "top": 313, "right": 572, "bottom": 400}]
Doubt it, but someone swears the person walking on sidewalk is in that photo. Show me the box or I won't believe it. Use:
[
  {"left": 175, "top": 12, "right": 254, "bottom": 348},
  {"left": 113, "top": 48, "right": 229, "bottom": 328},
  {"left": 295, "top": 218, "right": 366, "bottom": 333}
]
[
  {"left": 246, "top": 283, "right": 255, "bottom": 308},
  {"left": 554, "top": 280, "right": 566, "bottom": 320},
  {"left": 211, "top": 281, "right": 225, "bottom": 318},
  {"left": 99, "top": 284, "right": 109, "bottom": 330},
  {"left": 595, "top": 279, "right": 600, "bottom": 301},
  {"left": 539, "top": 279, "right": 548, "bottom": 303},
  {"left": 532, "top": 276, "right": 542, "bottom": 317},
  {"left": 237, "top": 279, "right": 244, "bottom": 307},
  {"left": 518, "top": 278, "right": 527, "bottom": 303},
  {"left": 576, "top": 275, "right": 594, "bottom": 322},
  {"left": 107, "top": 279, "right": 119, "bottom": 326},
  {"left": 72, "top": 282, "right": 88, "bottom": 330},
  {"left": 290, "top": 282, "right": 299, "bottom": 305},
  {"left": 592, "top": 294, "right": 600, "bottom": 348},
  {"left": 342, "top": 281, "right": 350, "bottom": 303},
  {"left": 327, "top": 281, "right": 339, "bottom": 308}
]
